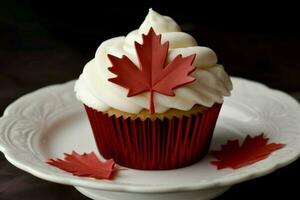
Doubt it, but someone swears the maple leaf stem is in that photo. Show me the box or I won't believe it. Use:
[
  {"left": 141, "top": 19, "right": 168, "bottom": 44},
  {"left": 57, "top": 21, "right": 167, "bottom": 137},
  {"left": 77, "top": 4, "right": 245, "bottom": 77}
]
[{"left": 150, "top": 90, "right": 155, "bottom": 114}]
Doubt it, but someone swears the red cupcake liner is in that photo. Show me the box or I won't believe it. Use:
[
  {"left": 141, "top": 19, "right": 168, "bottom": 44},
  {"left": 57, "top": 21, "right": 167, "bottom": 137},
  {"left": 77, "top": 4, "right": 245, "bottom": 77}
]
[{"left": 84, "top": 104, "right": 222, "bottom": 170}]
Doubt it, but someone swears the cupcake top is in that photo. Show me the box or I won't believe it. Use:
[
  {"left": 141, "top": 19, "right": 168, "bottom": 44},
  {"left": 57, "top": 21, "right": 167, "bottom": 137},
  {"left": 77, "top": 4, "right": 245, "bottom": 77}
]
[{"left": 75, "top": 9, "right": 232, "bottom": 114}]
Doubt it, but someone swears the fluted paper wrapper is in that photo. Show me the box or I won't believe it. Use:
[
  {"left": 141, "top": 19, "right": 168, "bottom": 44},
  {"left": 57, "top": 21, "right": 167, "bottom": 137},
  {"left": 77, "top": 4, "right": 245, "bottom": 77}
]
[{"left": 84, "top": 104, "right": 222, "bottom": 170}]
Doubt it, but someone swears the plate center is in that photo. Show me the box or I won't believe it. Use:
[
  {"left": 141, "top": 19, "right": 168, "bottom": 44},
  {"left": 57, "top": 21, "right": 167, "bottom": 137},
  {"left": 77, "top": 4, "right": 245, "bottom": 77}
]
[{"left": 37, "top": 104, "right": 263, "bottom": 186}]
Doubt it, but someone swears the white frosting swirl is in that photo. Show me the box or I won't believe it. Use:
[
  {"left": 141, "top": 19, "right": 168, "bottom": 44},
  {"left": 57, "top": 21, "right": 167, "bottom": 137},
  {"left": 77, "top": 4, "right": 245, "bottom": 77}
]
[{"left": 75, "top": 9, "right": 232, "bottom": 114}]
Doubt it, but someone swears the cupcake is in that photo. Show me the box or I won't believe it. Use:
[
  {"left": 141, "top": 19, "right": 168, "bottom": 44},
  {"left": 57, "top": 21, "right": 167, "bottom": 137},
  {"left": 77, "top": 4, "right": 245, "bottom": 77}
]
[{"left": 75, "top": 9, "right": 232, "bottom": 170}]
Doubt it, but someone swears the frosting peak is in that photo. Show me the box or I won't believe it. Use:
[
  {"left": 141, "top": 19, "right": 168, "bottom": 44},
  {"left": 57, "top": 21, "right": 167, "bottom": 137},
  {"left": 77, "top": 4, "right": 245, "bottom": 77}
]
[
  {"left": 138, "top": 9, "right": 181, "bottom": 34},
  {"left": 75, "top": 9, "right": 232, "bottom": 114}
]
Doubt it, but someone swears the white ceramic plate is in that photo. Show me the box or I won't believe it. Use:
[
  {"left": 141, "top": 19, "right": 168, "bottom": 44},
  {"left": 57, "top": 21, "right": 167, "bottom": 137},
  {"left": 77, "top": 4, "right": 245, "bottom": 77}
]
[{"left": 0, "top": 77, "right": 300, "bottom": 200}]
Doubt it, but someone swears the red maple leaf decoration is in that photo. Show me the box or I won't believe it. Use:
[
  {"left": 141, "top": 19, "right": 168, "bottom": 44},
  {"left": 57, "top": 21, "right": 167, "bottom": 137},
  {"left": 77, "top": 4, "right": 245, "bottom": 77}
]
[
  {"left": 210, "top": 133, "right": 285, "bottom": 170},
  {"left": 47, "top": 151, "right": 116, "bottom": 180},
  {"left": 108, "top": 28, "right": 196, "bottom": 114}
]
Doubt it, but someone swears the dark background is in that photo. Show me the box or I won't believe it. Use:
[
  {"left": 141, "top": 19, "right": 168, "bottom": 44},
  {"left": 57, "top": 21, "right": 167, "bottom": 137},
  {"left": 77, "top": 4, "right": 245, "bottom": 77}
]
[{"left": 0, "top": 0, "right": 299, "bottom": 199}]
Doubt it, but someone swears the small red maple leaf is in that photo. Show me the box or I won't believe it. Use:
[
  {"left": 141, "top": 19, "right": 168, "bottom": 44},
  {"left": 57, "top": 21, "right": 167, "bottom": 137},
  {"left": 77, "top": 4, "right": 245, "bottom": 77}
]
[
  {"left": 47, "top": 151, "right": 116, "bottom": 180},
  {"left": 108, "top": 28, "right": 196, "bottom": 114},
  {"left": 210, "top": 133, "right": 285, "bottom": 170}
]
